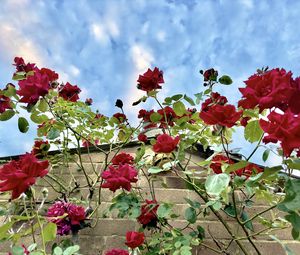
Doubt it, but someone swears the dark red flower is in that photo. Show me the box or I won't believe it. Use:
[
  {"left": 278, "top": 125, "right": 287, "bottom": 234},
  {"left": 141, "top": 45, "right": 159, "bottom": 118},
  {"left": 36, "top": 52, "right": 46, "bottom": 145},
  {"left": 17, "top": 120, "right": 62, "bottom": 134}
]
[
  {"left": 289, "top": 77, "right": 300, "bottom": 114},
  {"left": 85, "top": 98, "right": 93, "bottom": 105},
  {"left": 0, "top": 94, "right": 12, "bottom": 113},
  {"left": 137, "top": 67, "right": 164, "bottom": 92},
  {"left": 239, "top": 163, "right": 263, "bottom": 178},
  {"left": 17, "top": 71, "right": 50, "bottom": 104},
  {"left": 240, "top": 117, "right": 251, "bottom": 127},
  {"left": 137, "top": 199, "right": 159, "bottom": 226},
  {"left": 153, "top": 134, "right": 180, "bottom": 153},
  {"left": 238, "top": 68, "right": 293, "bottom": 112},
  {"left": 47, "top": 201, "right": 86, "bottom": 236},
  {"left": 259, "top": 110, "right": 300, "bottom": 157},
  {"left": 138, "top": 109, "right": 157, "bottom": 129},
  {"left": 113, "top": 113, "right": 127, "bottom": 123},
  {"left": 125, "top": 231, "right": 145, "bottom": 249},
  {"left": 13, "top": 57, "right": 36, "bottom": 73},
  {"left": 40, "top": 68, "right": 59, "bottom": 82},
  {"left": 59, "top": 82, "right": 81, "bottom": 102},
  {"left": 138, "top": 133, "right": 148, "bottom": 143},
  {"left": 203, "top": 68, "right": 218, "bottom": 81},
  {"left": 82, "top": 138, "right": 99, "bottom": 147},
  {"left": 67, "top": 203, "right": 86, "bottom": 225},
  {"left": 101, "top": 164, "right": 138, "bottom": 192},
  {"left": 112, "top": 152, "right": 134, "bottom": 165},
  {"left": 31, "top": 140, "right": 50, "bottom": 155},
  {"left": 157, "top": 106, "right": 177, "bottom": 127},
  {"left": 201, "top": 92, "right": 228, "bottom": 111},
  {"left": 200, "top": 104, "right": 242, "bottom": 128},
  {"left": 210, "top": 155, "right": 234, "bottom": 174},
  {"left": 0, "top": 153, "right": 49, "bottom": 199},
  {"left": 105, "top": 249, "right": 129, "bottom": 255}
]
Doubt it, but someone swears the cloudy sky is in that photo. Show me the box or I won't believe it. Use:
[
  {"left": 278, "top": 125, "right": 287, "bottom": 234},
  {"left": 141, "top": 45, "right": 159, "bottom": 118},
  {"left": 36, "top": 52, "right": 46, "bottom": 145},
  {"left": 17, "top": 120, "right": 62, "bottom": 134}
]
[{"left": 0, "top": 0, "right": 299, "bottom": 165}]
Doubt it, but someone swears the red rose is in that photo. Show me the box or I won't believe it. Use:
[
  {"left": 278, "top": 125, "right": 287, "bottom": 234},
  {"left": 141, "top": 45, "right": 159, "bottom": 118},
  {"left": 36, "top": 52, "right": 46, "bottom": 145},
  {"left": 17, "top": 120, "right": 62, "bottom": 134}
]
[
  {"left": 259, "top": 110, "right": 300, "bottom": 156},
  {"left": 240, "top": 117, "right": 251, "bottom": 127},
  {"left": 138, "top": 133, "right": 148, "bottom": 143},
  {"left": 105, "top": 249, "right": 129, "bottom": 255},
  {"left": 201, "top": 92, "right": 228, "bottom": 111},
  {"left": 112, "top": 152, "right": 134, "bottom": 165},
  {"left": 210, "top": 155, "right": 234, "bottom": 174},
  {"left": 200, "top": 103, "right": 242, "bottom": 128},
  {"left": 157, "top": 106, "right": 177, "bottom": 128},
  {"left": 13, "top": 57, "right": 36, "bottom": 73},
  {"left": 289, "top": 77, "right": 300, "bottom": 114},
  {"left": 240, "top": 163, "right": 263, "bottom": 178},
  {"left": 82, "top": 139, "right": 99, "bottom": 148},
  {"left": 113, "top": 113, "right": 127, "bottom": 123},
  {"left": 125, "top": 231, "right": 145, "bottom": 249},
  {"left": 67, "top": 203, "right": 86, "bottom": 225},
  {"left": 31, "top": 140, "right": 50, "bottom": 155},
  {"left": 40, "top": 68, "right": 59, "bottom": 82},
  {"left": 153, "top": 134, "right": 180, "bottom": 153},
  {"left": 137, "top": 67, "right": 164, "bottom": 92},
  {"left": 137, "top": 199, "right": 159, "bottom": 226},
  {"left": 238, "top": 68, "right": 293, "bottom": 112},
  {"left": 101, "top": 164, "right": 138, "bottom": 192},
  {"left": 17, "top": 71, "right": 50, "bottom": 104},
  {"left": 59, "top": 82, "right": 81, "bottom": 102},
  {"left": 203, "top": 68, "right": 218, "bottom": 81},
  {"left": 138, "top": 109, "right": 157, "bottom": 129},
  {"left": 0, "top": 94, "right": 12, "bottom": 113},
  {"left": 85, "top": 98, "right": 93, "bottom": 105},
  {"left": 0, "top": 153, "right": 49, "bottom": 199}
]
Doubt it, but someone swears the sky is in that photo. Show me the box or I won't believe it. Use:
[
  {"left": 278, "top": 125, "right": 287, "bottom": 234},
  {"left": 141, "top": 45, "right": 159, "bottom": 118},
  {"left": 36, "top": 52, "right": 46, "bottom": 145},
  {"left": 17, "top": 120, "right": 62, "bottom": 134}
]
[{"left": 0, "top": 0, "right": 300, "bottom": 166}]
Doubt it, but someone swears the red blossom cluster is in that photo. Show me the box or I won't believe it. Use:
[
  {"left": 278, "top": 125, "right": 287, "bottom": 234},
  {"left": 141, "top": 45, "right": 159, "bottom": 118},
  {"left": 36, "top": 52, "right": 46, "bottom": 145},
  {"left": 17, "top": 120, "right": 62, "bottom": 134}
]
[
  {"left": 11, "top": 57, "right": 81, "bottom": 106},
  {"left": 137, "top": 199, "right": 159, "bottom": 227},
  {"left": 47, "top": 201, "right": 86, "bottom": 236},
  {"left": 112, "top": 152, "right": 134, "bottom": 165},
  {"left": 137, "top": 67, "right": 164, "bottom": 92},
  {"left": 200, "top": 92, "right": 242, "bottom": 128},
  {"left": 0, "top": 153, "right": 49, "bottom": 199},
  {"left": 238, "top": 68, "right": 300, "bottom": 156},
  {"left": 0, "top": 94, "right": 12, "bottom": 113},
  {"left": 210, "top": 155, "right": 263, "bottom": 178},
  {"left": 31, "top": 140, "right": 50, "bottom": 155},
  {"left": 153, "top": 134, "right": 180, "bottom": 153}
]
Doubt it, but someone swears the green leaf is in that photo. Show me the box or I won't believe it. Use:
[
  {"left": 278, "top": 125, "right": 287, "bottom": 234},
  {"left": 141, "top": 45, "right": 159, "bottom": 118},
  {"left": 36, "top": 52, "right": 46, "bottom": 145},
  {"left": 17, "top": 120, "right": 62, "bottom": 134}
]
[
  {"left": 47, "top": 128, "right": 61, "bottom": 140},
  {"left": 11, "top": 246, "right": 24, "bottom": 255},
  {"left": 63, "top": 245, "right": 80, "bottom": 255},
  {"left": 12, "top": 71, "right": 26, "bottom": 81},
  {"left": 218, "top": 75, "right": 233, "bottom": 85},
  {"left": 262, "top": 149, "right": 270, "bottom": 162},
  {"left": 2, "top": 84, "right": 16, "bottom": 97},
  {"left": 244, "top": 120, "right": 263, "bottom": 143},
  {"left": 183, "top": 94, "right": 195, "bottom": 106},
  {"left": 285, "top": 212, "right": 300, "bottom": 240},
  {"left": 171, "top": 94, "right": 183, "bottom": 101},
  {"left": 223, "top": 204, "right": 236, "bottom": 218},
  {"left": 157, "top": 203, "right": 173, "bottom": 218},
  {"left": 135, "top": 145, "right": 145, "bottom": 163},
  {"left": 37, "top": 98, "right": 49, "bottom": 112},
  {"left": 194, "top": 93, "right": 203, "bottom": 104},
  {"left": 0, "top": 109, "right": 15, "bottom": 121},
  {"left": 184, "top": 198, "right": 201, "bottom": 209},
  {"left": 278, "top": 179, "right": 300, "bottom": 212},
  {"left": 18, "top": 117, "right": 29, "bottom": 133},
  {"left": 53, "top": 247, "right": 63, "bottom": 255},
  {"left": 225, "top": 161, "right": 248, "bottom": 174},
  {"left": 30, "top": 113, "right": 49, "bottom": 124},
  {"left": 205, "top": 173, "right": 230, "bottom": 196},
  {"left": 43, "top": 222, "right": 57, "bottom": 243},
  {"left": 184, "top": 207, "right": 197, "bottom": 223},
  {"left": 173, "top": 101, "right": 186, "bottom": 116},
  {"left": 241, "top": 211, "right": 254, "bottom": 231},
  {"left": 148, "top": 166, "right": 164, "bottom": 174},
  {"left": 150, "top": 112, "right": 162, "bottom": 122}
]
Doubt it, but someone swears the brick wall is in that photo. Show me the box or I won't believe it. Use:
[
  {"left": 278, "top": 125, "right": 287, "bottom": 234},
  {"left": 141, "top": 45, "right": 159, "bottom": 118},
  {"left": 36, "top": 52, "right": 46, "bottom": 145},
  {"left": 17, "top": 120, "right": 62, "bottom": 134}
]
[{"left": 0, "top": 146, "right": 299, "bottom": 254}]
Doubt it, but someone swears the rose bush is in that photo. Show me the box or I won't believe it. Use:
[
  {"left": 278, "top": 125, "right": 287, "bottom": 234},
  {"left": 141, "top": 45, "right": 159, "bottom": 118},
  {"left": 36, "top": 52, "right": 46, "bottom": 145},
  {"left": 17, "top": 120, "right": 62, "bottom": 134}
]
[{"left": 0, "top": 58, "right": 299, "bottom": 255}]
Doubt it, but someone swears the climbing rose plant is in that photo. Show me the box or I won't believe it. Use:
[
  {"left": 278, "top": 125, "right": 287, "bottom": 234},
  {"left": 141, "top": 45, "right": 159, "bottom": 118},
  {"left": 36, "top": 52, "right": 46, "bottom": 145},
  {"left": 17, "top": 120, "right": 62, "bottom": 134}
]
[{"left": 0, "top": 58, "right": 299, "bottom": 255}]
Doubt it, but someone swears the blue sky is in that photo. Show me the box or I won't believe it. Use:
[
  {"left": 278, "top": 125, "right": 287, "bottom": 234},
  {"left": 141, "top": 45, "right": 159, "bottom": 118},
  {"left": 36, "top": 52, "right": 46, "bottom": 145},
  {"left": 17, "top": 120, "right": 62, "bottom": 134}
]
[{"left": 0, "top": 0, "right": 300, "bottom": 165}]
